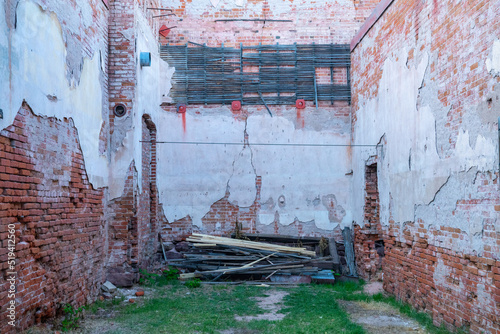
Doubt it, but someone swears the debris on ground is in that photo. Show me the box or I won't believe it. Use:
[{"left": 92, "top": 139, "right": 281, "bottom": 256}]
[{"left": 101, "top": 281, "right": 117, "bottom": 293}]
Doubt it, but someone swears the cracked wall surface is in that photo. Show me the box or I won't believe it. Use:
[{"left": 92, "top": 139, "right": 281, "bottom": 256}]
[
  {"left": 157, "top": 103, "right": 352, "bottom": 238},
  {"left": 351, "top": 0, "right": 500, "bottom": 332}
]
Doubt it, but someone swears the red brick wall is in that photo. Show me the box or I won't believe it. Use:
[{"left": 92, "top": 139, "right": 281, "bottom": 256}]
[
  {"left": 137, "top": 115, "right": 160, "bottom": 267},
  {"left": 162, "top": 0, "right": 380, "bottom": 47},
  {"left": 108, "top": 0, "right": 162, "bottom": 132},
  {"left": 109, "top": 0, "right": 136, "bottom": 130},
  {"left": 351, "top": 0, "right": 500, "bottom": 332},
  {"left": 107, "top": 163, "right": 138, "bottom": 270},
  {"left": 354, "top": 163, "right": 383, "bottom": 280},
  {"left": 0, "top": 103, "right": 106, "bottom": 333},
  {"left": 105, "top": 116, "right": 162, "bottom": 285}
]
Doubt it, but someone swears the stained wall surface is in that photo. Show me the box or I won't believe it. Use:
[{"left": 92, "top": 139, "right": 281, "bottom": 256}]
[{"left": 351, "top": 0, "right": 500, "bottom": 332}]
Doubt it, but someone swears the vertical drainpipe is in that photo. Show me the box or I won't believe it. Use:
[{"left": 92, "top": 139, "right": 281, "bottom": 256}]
[{"left": 498, "top": 117, "right": 500, "bottom": 173}]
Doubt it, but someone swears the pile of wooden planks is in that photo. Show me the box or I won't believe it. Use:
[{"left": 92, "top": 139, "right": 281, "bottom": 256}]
[{"left": 169, "top": 233, "right": 330, "bottom": 280}]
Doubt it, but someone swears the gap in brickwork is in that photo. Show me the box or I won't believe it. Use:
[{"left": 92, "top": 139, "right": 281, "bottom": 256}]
[{"left": 354, "top": 162, "right": 384, "bottom": 281}]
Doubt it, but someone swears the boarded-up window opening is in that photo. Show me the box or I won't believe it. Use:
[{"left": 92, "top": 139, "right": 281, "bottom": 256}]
[{"left": 160, "top": 43, "right": 351, "bottom": 105}]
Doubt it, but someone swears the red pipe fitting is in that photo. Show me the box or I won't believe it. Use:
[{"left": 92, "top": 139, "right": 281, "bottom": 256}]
[
  {"left": 231, "top": 101, "right": 242, "bottom": 111},
  {"left": 296, "top": 99, "right": 305, "bottom": 109},
  {"left": 177, "top": 104, "right": 186, "bottom": 113}
]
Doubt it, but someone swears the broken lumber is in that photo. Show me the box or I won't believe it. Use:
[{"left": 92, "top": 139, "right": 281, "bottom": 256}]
[{"left": 187, "top": 233, "right": 316, "bottom": 256}]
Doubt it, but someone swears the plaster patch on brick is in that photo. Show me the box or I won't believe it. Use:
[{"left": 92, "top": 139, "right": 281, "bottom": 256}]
[
  {"left": 353, "top": 48, "right": 497, "bottom": 227},
  {"left": 109, "top": 128, "right": 135, "bottom": 199},
  {"left": 433, "top": 258, "right": 464, "bottom": 292},
  {"left": 416, "top": 168, "right": 496, "bottom": 254},
  {"left": 486, "top": 39, "right": 500, "bottom": 77},
  {"left": 247, "top": 114, "right": 352, "bottom": 230},
  {"left": 352, "top": 50, "right": 437, "bottom": 225}
]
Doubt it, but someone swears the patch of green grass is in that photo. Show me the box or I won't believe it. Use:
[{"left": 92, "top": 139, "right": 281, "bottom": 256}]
[
  {"left": 61, "top": 304, "right": 85, "bottom": 332},
  {"left": 85, "top": 295, "right": 126, "bottom": 315},
  {"left": 139, "top": 267, "right": 179, "bottom": 287},
  {"left": 112, "top": 284, "right": 267, "bottom": 333},
  {"left": 91, "top": 283, "right": 367, "bottom": 334},
  {"left": 82, "top": 280, "right": 455, "bottom": 334},
  {"left": 250, "top": 284, "right": 365, "bottom": 334},
  {"left": 184, "top": 278, "right": 202, "bottom": 288}
]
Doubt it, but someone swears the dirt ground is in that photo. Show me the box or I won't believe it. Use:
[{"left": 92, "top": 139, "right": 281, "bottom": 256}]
[
  {"left": 234, "top": 290, "right": 289, "bottom": 322},
  {"left": 337, "top": 281, "right": 429, "bottom": 334}
]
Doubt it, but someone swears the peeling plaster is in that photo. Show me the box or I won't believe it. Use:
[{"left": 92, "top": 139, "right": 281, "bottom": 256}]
[
  {"left": 1, "top": 0, "right": 107, "bottom": 187},
  {"left": 156, "top": 112, "right": 245, "bottom": 227},
  {"left": 247, "top": 115, "right": 351, "bottom": 230},
  {"left": 353, "top": 49, "right": 497, "bottom": 228},
  {"left": 416, "top": 168, "right": 495, "bottom": 254},
  {"left": 165, "top": 0, "right": 357, "bottom": 22},
  {"left": 109, "top": 8, "right": 172, "bottom": 199},
  {"left": 486, "top": 39, "right": 500, "bottom": 76}
]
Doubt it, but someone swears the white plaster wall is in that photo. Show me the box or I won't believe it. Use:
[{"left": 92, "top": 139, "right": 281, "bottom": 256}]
[
  {"left": 154, "top": 110, "right": 352, "bottom": 231},
  {"left": 155, "top": 111, "right": 245, "bottom": 227},
  {"left": 0, "top": 0, "right": 108, "bottom": 187},
  {"left": 352, "top": 49, "right": 497, "bottom": 228},
  {"left": 247, "top": 115, "right": 352, "bottom": 230},
  {"left": 0, "top": 3, "right": 9, "bottom": 116}
]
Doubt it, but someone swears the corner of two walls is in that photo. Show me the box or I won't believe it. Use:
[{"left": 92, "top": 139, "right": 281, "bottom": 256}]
[
  {"left": 351, "top": 0, "right": 500, "bottom": 332},
  {"left": 107, "top": 0, "right": 169, "bottom": 283}
]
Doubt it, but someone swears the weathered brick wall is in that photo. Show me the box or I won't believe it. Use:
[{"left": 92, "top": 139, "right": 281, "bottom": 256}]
[
  {"left": 156, "top": 0, "right": 378, "bottom": 243},
  {"left": 354, "top": 163, "right": 383, "bottom": 280},
  {"left": 351, "top": 0, "right": 500, "bottom": 332},
  {"left": 138, "top": 115, "right": 160, "bottom": 267},
  {"left": 109, "top": 0, "right": 136, "bottom": 137},
  {"left": 107, "top": 163, "right": 137, "bottom": 272},
  {"left": 0, "top": 103, "right": 106, "bottom": 332},
  {"left": 0, "top": 0, "right": 166, "bottom": 330}
]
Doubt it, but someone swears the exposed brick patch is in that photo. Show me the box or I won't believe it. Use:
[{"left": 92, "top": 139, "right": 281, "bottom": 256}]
[
  {"left": 108, "top": 0, "right": 136, "bottom": 131},
  {"left": 107, "top": 162, "right": 138, "bottom": 272},
  {"left": 138, "top": 115, "right": 161, "bottom": 268},
  {"left": 105, "top": 116, "right": 162, "bottom": 285},
  {"left": 202, "top": 175, "right": 262, "bottom": 236},
  {"left": 382, "top": 172, "right": 500, "bottom": 333},
  {"left": 354, "top": 163, "right": 383, "bottom": 280},
  {"left": 0, "top": 103, "right": 106, "bottom": 333}
]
